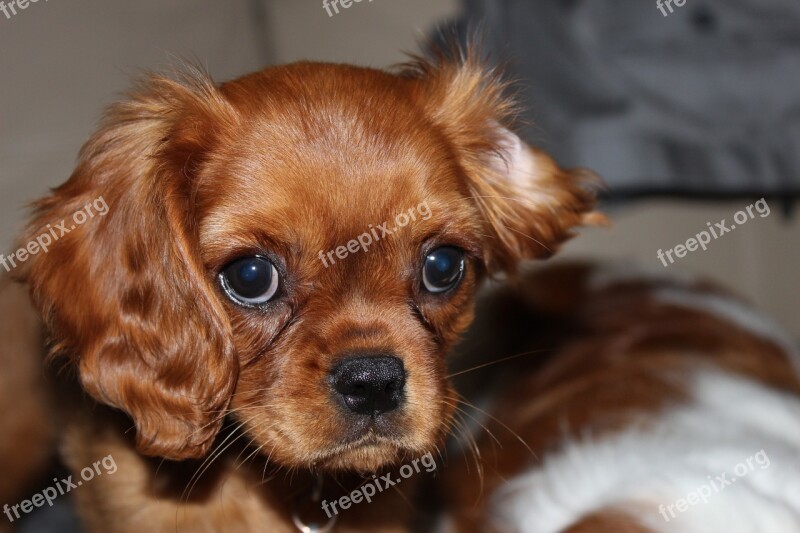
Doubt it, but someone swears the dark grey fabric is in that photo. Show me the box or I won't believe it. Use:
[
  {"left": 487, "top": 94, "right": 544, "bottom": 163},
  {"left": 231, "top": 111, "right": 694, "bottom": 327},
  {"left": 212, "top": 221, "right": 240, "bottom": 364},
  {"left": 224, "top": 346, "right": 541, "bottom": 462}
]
[
  {"left": 16, "top": 497, "right": 80, "bottom": 533},
  {"left": 444, "top": 0, "right": 800, "bottom": 197}
]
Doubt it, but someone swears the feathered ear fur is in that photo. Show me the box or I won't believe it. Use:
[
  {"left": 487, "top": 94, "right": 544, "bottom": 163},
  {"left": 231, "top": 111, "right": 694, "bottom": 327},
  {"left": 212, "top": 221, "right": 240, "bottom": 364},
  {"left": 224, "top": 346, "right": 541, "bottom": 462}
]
[
  {"left": 402, "top": 51, "right": 605, "bottom": 273},
  {"left": 15, "top": 69, "right": 240, "bottom": 460}
]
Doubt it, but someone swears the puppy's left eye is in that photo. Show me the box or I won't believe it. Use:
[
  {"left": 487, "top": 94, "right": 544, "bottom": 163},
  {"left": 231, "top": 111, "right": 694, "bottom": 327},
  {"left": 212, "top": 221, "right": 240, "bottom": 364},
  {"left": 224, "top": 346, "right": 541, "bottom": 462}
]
[
  {"left": 422, "top": 246, "right": 465, "bottom": 293},
  {"left": 220, "top": 256, "right": 279, "bottom": 307}
]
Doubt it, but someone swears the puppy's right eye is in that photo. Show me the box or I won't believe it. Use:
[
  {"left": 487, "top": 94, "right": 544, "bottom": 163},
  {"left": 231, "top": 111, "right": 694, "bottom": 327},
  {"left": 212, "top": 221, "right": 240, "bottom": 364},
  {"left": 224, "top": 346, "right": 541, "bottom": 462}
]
[{"left": 219, "top": 256, "right": 279, "bottom": 307}]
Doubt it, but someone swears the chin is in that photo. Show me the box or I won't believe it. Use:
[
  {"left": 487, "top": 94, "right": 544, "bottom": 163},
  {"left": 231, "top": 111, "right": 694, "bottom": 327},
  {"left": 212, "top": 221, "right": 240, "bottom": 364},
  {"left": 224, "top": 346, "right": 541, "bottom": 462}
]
[{"left": 321, "top": 442, "right": 406, "bottom": 473}]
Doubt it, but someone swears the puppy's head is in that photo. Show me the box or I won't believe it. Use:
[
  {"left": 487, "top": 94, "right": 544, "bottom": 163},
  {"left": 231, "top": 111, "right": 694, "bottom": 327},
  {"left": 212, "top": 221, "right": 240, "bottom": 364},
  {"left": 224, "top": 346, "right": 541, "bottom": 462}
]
[{"left": 17, "top": 55, "right": 601, "bottom": 469}]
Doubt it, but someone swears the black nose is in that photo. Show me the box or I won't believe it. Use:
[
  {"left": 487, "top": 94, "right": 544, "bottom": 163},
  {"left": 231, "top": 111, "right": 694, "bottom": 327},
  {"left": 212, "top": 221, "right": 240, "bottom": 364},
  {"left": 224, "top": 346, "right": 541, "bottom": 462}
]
[{"left": 330, "top": 356, "right": 406, "bottom": 416}]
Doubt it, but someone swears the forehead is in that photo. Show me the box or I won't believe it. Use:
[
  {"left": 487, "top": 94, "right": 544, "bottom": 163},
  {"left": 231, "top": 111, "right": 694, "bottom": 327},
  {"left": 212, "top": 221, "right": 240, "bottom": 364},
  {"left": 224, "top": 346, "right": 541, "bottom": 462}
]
[{"left": 197, "top": 65, "right": 471, "bottom": 251}]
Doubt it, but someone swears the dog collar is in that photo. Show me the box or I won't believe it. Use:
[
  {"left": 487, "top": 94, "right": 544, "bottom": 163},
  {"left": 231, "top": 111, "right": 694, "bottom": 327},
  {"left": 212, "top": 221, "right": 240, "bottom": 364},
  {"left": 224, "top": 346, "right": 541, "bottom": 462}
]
[{"left": 292, "top": 473, "right": 337, "bottom": 533}]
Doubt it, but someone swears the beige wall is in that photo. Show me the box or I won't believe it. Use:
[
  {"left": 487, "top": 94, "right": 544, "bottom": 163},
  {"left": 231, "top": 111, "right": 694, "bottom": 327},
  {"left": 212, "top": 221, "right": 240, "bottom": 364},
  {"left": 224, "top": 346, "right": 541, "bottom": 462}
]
[
  {"left": 267, "top": 0, "right": 458, "bottom": 65},
  {"left": 557, "top": 201, "right": 800, "bottom": 336},
  {"left": 1, "top": 0, "right": 797, "bottom": 336}
]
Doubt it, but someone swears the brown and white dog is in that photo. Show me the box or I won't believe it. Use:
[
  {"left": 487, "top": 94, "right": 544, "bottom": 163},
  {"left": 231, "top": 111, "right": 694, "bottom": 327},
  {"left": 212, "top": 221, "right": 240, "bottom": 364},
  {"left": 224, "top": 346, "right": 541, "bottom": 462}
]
[
  {"left": 442, "top": 264, "right": 800, "bottom": 532},
  {"left": 1, "top": 52, "right": 601, "bottom": 532},
  {"left": 2, "top": 49, "right": 798, "bottom": 533}
]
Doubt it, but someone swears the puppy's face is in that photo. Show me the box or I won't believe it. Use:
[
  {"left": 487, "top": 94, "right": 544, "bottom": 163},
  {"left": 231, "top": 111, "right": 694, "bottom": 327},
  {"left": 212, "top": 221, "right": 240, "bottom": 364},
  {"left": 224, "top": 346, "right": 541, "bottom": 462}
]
[
  {"left": 205, "top": 69, "right": 482, "bottom": 470},
  {"left": 19, "top": 59, "right": 601, "bottom": 469}
]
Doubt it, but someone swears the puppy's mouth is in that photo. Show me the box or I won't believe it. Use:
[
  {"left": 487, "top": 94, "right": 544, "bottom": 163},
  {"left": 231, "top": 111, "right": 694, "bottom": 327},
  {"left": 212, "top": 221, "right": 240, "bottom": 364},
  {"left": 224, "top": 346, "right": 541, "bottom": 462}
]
[
  {"left": 338, "top": 409, "right": 406, "bottom": 440},
  {"left": 315, "top": 431, "right": 408, "bottom": 471},
  {"left": 315, "top": 410, "right": 401, "bottom": 450},
  {"left": 340, "top": 418, "right": 402, "bottom": 448}
]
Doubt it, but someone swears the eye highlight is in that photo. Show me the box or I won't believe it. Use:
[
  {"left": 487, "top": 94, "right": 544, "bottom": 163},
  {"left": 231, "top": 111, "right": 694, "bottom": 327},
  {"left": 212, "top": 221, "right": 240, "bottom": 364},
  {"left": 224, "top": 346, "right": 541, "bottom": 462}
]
[
  {"left": 219, "top": 256, "right": 279, "bottom": 307},
  {"left": 422, "top": 246, "right": 465, "bottom": 294}
]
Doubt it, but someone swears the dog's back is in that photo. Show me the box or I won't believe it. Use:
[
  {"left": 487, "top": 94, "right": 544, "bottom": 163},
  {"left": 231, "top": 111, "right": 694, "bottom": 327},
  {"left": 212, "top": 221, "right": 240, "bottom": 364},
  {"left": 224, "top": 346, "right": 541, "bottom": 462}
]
[{"left": 444, "top": 264, "right": 800, "bottom": 533}]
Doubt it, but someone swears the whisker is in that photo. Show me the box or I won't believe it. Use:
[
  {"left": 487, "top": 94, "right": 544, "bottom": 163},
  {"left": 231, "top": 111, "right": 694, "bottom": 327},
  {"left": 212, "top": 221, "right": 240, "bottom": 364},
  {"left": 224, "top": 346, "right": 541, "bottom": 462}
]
[
  {"left": 389, "top": 478, "right": 417, "bottom": 513},
  {"left": 450, "top": 409, "right": 484, "bottom": 497},
  {"left": 453, "top": 393, "right": 537, "bottom": 460},
  {"left": 504, "top": 224, "right": 552, "bottom": 254},
  {"left": 447, "top": 348, "right": 552, "bottom": 378},
  {"left": 181, "top": 418, "right": 249, "bottom": 504},
  {"left": 444, "top": 399, "right": 501, "bottom": 451}
]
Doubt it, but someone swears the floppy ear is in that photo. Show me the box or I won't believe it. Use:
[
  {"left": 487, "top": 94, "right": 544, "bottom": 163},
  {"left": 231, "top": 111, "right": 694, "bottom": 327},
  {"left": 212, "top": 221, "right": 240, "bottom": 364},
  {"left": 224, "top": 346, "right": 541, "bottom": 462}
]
[
  {"left": 15, "top": 71, "right": 240, "bottom": 460},
  {"left": 404, "top": 53, "right": 605, "bottom": 273}
]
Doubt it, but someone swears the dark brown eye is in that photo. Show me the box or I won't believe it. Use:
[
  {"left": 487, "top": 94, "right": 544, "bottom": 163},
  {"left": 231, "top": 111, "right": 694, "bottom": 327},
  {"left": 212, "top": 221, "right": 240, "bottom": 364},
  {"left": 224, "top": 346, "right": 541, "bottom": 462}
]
[
  {"left": 422, "top": 247, "right": 465, "bottom": 293},
  {"left": 220, "top": 256, "right": 279, "bottom": 307}
]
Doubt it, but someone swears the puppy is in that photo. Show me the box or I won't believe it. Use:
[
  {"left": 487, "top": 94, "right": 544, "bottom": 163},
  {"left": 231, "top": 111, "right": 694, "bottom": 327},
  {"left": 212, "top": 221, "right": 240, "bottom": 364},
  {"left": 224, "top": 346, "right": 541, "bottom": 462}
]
[
  {"left": 442, "top": 264, "right": 800, "bottom": 533},
  {"left": 0, "top": 279, "right": 54, "bottom": 533},
  {"left": 6, "top": 52, "right": 601, "bottom": 532}
]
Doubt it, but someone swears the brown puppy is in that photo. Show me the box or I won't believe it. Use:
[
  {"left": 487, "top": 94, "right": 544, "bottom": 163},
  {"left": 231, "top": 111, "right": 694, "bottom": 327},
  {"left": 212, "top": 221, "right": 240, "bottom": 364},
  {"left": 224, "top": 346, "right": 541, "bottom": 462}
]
[
  {"left": 8, "top": 53, "right": 601, "bottom": 532},
  {"left": 0, "top": 279, "right": 53, "bottom": 533}
]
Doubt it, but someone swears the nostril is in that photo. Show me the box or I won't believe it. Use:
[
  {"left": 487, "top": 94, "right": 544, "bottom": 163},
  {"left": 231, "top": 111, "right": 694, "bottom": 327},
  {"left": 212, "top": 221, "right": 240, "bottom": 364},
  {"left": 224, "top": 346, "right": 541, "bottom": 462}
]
[{"left": 330, "top": 355, "right": 406, "bottom": 416}]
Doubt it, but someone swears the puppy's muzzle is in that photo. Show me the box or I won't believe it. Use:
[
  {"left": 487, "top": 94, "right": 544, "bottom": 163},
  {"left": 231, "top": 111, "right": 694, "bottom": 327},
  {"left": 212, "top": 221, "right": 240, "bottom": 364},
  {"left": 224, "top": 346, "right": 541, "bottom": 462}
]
[{"left": 330, "top": 355, "right": 405, "bottom": 416}]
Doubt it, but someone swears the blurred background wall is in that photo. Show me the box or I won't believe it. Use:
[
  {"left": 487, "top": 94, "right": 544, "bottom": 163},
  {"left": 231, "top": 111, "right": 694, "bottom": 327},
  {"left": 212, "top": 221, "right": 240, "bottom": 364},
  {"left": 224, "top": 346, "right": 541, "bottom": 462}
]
[{"left": 1, "top": 0, "right": 797, "bottom": 336}]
